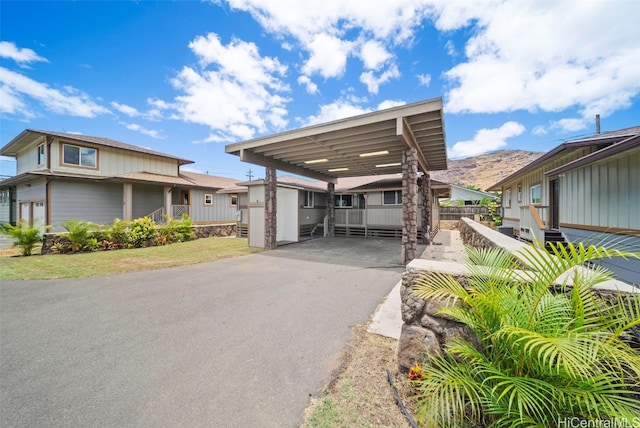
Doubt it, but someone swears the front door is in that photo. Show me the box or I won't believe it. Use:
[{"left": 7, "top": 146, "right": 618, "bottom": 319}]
[{"left": 549, "top": 179, "right": 560, "bottom": 229}]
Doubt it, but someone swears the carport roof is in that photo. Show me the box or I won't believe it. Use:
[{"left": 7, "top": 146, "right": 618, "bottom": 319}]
[{"left": 225, "top": 97, "right": 447, "bottom": 183}]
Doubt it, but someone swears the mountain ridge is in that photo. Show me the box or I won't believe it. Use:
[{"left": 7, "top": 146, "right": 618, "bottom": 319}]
[{"left": 431, "top": 149, "right": 545, "bottom": 192}]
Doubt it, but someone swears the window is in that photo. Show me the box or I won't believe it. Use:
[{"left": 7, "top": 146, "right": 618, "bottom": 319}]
[
  {"left": 303, "top": 191, "right": 314, "bottom": 208},
  {"left": 505, "top": 189, "right": 512, "bottom": 208},
  {"left": 37, "top": 144, "right": 45, "bottom": 165},
  {"left": 204, "top": 194, "right": 213, "bottom": 205},
  {"left": 63, "top": 144, "right": 97, "bottom": 168},
  {"left": 383, "top": 190, "right": 402, "bottom": 205},
  {"left": 530, "top": 184, "right": 541, "bottom": 204},
  {"left": 334, "top": 194, "right": 353, "bottom": 207},
  {"left": 229, "top": 194, "right": 238, "bottom": 207},
  {"left": 0, "top": 190, "right": 7, "bottom": 204},
  {"left": 517, "top": 183, "right": 522, "bottom": 202}
]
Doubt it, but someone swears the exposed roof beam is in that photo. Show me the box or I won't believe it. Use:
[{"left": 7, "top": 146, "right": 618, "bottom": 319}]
[
  {"left": 240, "top": 149, "right": 337, "bottom": 184},
  {"left": 396, "top": 117, "right": 430, "bottom": 172}
]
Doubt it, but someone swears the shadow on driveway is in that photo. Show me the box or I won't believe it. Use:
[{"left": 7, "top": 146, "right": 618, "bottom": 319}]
[{"left": 265, "top": 236, "right": 425, "bottom": 271}]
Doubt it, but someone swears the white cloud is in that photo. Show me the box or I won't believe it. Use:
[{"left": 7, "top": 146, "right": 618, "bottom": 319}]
[
  {"left": 0, "top": 41, "right": 48, "bottom": 65},
  {"left": 297, "top": 75, "right": 318, "bottom": 94},
  {"left": 303, "top": 99, "right": 371, "bottom": 125},
  {"left": 448, "top": 121, "right": 525, "bottom": 158},
  {"left": 444, "top": 40, "right": 456, "bottom": 56},
  {"left": 167, "top": 32, "right": 291, "bottom": 142},
  {"left": 111, "top": 102, "right": 140, "bottom": 117},
  {"left": 550, "top": 118, "right": 590, "bottom": 133},
  {"left": 359, "top": 64, "right": 400, "bottom": 94},
  {"left": 358, "top": 40, "right": 391, "bottom": 70},
  {"left": 301, "top": 33, "right": 351, "bottom": 79},
  {"left": 120, "top": 122, "right": 165, "bottom": 139},
  {"left": 220, "top": 0, "right": 431, "bottom": 81},
  {"left": 438, "top": 0, "right": 640, "bottom": 123},
  {"left": 417, "top": 73, "right": 431, "bottom": 87},
  {"left": 0, "top": 67, "right": 109, "bottom": 118},
  {"left": 532, "top": 126, "right": 547, "bottom": 136},
  {"left": 377, "top": 99, "right": 406, "bottom": 110}
]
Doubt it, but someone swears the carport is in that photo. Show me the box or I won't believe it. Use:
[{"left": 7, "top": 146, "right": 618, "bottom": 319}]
[{"left": 225, "top": 97, "right": 447, "bottom": 264}]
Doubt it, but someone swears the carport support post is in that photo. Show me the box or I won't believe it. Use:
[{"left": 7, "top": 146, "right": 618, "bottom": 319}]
[
  {"left": 419, "top": 172, "right": 432, "bottom": 245},
  {"left": 327, "top": 182, "right": 335, "bottom": 237},
  {"left": 264, "top": 166, "right": 277, "bottom": 250},
  {"left": 402, "top": 148, "right": 418, "bottom": 265}
]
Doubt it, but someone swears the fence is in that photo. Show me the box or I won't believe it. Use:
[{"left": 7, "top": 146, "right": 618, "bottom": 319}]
[{"left": 440, "top": 205, "right": 489, "bottom": 221}]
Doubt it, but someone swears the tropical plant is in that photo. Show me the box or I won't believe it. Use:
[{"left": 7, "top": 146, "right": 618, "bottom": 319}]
[
  {"left": 1, "top": 221, "right": 48, "bottom": 256},
  {"left": 159, "top": 214, "right": 194, "bottom": 244},
  {"left": 411, "top": 242, "right": 640, "bottom": 427},
  {"left": 126, "top": 216, "right": 158, "bottom": 247},
  {"left": 103, "top": 218, "right": 130, "bottom": 248},
  {"left": 62, "top": 219, "right": 99, "bottom": 252}
]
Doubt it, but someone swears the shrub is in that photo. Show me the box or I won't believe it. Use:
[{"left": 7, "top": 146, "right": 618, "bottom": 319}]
[
  {"left": 1, "top": 221, "right": 48, "bottom": 256},
  {"left": 126, "top": 216, "right": 158, "bottom": 247},
  {"left": 411, "top": 243, "right": 640, "bottom": 427},
  {"left": 159, "top": 214, "right": 194, "bottom": 244},
  {"left": 62, "top": 219, "right": 99, "bottom": 252},
  {"left": 102, "top": 218, "right": 130, "bottom": 249}
]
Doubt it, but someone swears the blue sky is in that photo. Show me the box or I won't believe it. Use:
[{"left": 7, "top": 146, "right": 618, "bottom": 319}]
[{"left": 1, "top": 0, "right": 639, "bottom": 180}]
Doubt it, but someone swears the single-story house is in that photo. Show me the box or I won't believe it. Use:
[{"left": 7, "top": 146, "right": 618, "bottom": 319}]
[
  {"left": 240, "top": 174, "right": 446, "bottom": 247},
  {"left": 0, "top": 129, "right": 247, "bottom": 231},
  {"left": 488, "top": 125, "right": 640, "bottom": 284},
  {"left": 439, "top": 183, "right": 499, "bottom": 205}
]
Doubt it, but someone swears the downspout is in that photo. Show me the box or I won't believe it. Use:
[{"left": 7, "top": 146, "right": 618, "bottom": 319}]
[{"left": 45, "top": 178, "right": 52, "bottom": 228}]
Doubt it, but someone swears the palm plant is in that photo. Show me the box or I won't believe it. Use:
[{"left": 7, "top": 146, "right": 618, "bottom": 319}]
[
  {"left": 411, "top": 242, "right": 640, "bottom": 427},
  {"left": 1, "top": 221, "right": 48, "bottom": 256},
  {"left": 62, "top": 219, "right": 99, "bottom": 252}
]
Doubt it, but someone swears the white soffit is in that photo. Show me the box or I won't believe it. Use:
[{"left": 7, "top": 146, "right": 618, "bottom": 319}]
[{"left": 225, "top": 97, "right": 447, "bottom": 183}]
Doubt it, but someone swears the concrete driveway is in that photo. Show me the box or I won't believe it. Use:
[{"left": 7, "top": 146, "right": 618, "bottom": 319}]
[{"left": 0, "top": 238, "right": 402, "bottom": 427}]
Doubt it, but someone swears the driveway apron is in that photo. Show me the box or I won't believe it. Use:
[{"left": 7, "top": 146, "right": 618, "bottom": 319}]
[{"left": 1, "top": 239, "right": 402, "bottom": 427}]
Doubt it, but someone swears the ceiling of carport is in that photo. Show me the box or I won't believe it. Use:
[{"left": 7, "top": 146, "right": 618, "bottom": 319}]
[{"left": 225, "top": 97, "right": 447, "bottom": 183}]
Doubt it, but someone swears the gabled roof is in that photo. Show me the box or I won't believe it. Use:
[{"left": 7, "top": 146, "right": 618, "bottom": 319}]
[
  {"left": 449, "top": 183, "right": 499, "bottom": 200},
  {"left": 487, "top": 126, "right": 640, "bottom": 191},
  {"left": 0, "top": 129, "right": 194, "bottom": 165},
  {"left": 179, "top": 171, "right": 243, "bottom": 189},
  {"left": 546, "top": 134, "right": 640, "bottom": 176},
  {"left": 225, "top": 97, "right": 447, "bottom": 183}
]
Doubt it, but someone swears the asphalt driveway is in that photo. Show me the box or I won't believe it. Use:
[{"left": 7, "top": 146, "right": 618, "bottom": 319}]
[{"left": 0, "top": 238, "right": 402, "bottom": 427}]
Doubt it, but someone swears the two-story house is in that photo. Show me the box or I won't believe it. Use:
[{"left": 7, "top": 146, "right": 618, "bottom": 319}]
[{"left": 0, "top": 129, "right": 247, "bottom": 231}]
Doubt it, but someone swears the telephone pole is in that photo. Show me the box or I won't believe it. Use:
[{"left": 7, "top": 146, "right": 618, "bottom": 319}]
[{"left": 246, "top": 169, "right": 254, "bottom": 181}]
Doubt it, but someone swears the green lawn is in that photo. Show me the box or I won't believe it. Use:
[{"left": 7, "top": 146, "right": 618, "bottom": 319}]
[{"left": 0, "top": 237, "right": 261, "bottom": 280}]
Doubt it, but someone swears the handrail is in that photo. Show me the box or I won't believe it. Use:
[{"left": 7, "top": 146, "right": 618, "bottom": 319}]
[
  {"left": 147, "top": 207, "right": 165, "bottom": 224},
  {"left": 528, "top": 205, "right": 546, "bottom": 230}
]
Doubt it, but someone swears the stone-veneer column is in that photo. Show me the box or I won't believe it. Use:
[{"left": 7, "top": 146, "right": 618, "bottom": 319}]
[
  {"left": 327, "top": 182, "right": 335, "bottom": 237},
  {"left": 419, "top": 172, "right": 432, "bottom": 245},
  {"left": 264, "top": 166, "right": 277, "bottom": 250},
  {"left": 402, "top": 148, "right": 418, "bottom": 265}
]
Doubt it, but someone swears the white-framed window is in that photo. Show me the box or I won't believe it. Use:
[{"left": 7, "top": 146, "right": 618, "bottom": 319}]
[
  {"left": 335, "top": 194, "right": 353, "bottom": 208},
  {"left": 517, "top": 183, "right": 522, "bottom": 202},
  {"left": 229, "top": 194, "right": 238, "bottom": 207},
  {"left": 383, "top": 190, "right": 402, "bottom": 205},
  {"left": 37, "top": 143, "right": 45, "bottom": 166},
  {"left": 204, "top": 193, "right": 213, "bottom": 205},
  {"left": 62, "top": 144, "right": 97, "bottom": 168},
  {"left": 530, "top": 184, "right": 541, "bottom": 204},
  {"left": 303, "top": 191, "right": 314, "bottom": 208},
  {"left": 0, "top": 190, "right": 8, "bottom": 204},
  {"left": 505, "top": 188, "right": 512, "bottom": 208}
]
